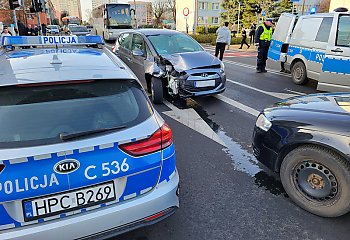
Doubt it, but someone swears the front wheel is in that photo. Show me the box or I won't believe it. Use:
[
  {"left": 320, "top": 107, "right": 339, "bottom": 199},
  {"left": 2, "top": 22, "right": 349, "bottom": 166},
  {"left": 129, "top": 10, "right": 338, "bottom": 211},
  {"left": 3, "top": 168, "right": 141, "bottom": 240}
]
[
  {"left": 280, "top": 145, "right": 350, "bottom": 217},
  {"left": 291, "top": 61, "right": 308, "bottom": 85},
  {"left": 151, "top": 77, "right": 163, "bottom": 104}
]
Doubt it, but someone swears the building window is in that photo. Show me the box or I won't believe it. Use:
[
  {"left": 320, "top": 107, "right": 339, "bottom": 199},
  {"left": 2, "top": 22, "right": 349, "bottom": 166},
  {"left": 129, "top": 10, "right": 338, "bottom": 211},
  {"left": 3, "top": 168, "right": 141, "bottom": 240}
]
[
  {"left": 212, "top": 3, "right": 220, "bottom": 10},
  {"left": 198, "top": 2, "right": 206, "bottom": 10},
  {"left": 198, "top": 16, "right": 204, "bottom": 24},
  {"left": 212, "top": 17, "right": 219, "bottom": 24}
]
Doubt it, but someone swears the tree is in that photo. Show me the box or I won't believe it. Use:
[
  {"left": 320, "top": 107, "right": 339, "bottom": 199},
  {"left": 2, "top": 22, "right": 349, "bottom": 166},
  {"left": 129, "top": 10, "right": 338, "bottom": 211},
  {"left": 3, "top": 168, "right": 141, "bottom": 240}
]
[
  {"left": 152, "top": 0, "right": 166, "bottom": 27},
  {"left": 166, "top": 0, "right": 176, "bottom": 23},
  {"left": 318, "top": 0, "right": 331, "bottom": 13},
  {"left": 221, "top": 0, "right": 292, "bottom": 29}
]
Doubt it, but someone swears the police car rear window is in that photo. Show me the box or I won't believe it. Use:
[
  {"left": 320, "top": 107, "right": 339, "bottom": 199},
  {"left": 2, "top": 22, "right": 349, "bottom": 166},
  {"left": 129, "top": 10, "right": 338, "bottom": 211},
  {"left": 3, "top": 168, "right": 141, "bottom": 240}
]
[{"left": 0, "top": 80, "right": 152, "bottom": 148}]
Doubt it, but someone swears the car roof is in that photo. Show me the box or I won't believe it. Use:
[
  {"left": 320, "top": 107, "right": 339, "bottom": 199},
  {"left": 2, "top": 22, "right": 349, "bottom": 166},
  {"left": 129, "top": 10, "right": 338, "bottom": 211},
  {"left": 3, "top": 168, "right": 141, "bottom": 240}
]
[
  {"left": 128, "top": 28, "right": 182, "bottom": 36},
  {"left": 0, "top": 47, "right": 134, "bottom": 87}
]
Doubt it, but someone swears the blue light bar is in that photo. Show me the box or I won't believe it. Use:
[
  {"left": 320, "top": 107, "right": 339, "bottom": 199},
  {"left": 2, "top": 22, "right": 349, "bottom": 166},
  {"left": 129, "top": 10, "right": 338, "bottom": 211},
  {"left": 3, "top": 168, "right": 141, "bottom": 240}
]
[{"left": 2, "top": 36, "right": 104, "bottom": 47}]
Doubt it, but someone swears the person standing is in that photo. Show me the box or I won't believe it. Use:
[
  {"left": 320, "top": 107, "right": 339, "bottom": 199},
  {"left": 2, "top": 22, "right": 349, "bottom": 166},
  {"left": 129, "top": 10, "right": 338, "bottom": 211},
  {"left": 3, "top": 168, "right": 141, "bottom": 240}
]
[
  {"left": 249, "top": 24, "right": 256, "bottom": 45},
  {"left": 215, "top": 22, "right": 231, "bottom": 61},
  {"left": 239, "top": 28, "right": 250, "bottom": 49},
  {"left": 255, "top": 18, "right": 273, "bottom": 73},
  {"left": 1, "top": 26, "right": 12, "bottom": 46}
]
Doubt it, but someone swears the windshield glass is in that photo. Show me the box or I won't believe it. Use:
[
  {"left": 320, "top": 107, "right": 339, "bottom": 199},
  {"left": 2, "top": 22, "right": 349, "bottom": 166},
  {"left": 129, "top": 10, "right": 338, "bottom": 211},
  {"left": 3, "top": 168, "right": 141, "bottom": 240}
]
[
  {"left": 148, "top": 34, "right": 203, "bottom": 55},
  {"left": 0, "top": 80, "right": 152, "bottom": 148},
  {"left": 70, "top": 26, "right": 88, "bottom": 32},
  {"left": 107, "top": 4, "right": 132, "bottom": 28}
]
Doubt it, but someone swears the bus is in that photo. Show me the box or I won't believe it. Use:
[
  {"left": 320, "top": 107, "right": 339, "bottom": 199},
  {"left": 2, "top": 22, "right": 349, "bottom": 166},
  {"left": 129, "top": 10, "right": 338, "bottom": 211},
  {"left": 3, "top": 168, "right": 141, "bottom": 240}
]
[{"left": 91, "top": 3, "right": 135, "bottom": 41}]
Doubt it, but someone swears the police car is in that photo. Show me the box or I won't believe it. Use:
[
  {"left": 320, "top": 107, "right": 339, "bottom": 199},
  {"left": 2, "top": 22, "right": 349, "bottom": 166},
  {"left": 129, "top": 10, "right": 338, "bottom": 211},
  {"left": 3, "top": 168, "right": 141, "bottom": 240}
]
[{"left": 0, "top": 36, "right": 179, "bottom": 239}]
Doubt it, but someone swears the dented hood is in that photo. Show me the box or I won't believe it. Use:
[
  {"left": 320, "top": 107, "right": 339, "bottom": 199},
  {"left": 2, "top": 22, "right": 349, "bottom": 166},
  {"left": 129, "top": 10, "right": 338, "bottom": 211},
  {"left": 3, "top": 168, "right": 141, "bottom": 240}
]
[{"left": 161, "top": 51, "right": 221, "bottom": 72}]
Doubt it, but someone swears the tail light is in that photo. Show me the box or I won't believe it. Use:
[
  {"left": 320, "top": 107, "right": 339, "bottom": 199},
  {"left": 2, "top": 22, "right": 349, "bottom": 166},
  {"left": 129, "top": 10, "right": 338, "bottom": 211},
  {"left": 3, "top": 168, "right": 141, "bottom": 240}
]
[
  {"left": 112, "top": 46, "right": 115, "bottom": 52},
  {"left": 281, "top": 43, "right": 289, "bottom": 53},
  {"left": 119, "top": 124, "right": 173, "bottom": 157},
  {"left": 0, "top": 164, "right": 5, "bottom": 174}
]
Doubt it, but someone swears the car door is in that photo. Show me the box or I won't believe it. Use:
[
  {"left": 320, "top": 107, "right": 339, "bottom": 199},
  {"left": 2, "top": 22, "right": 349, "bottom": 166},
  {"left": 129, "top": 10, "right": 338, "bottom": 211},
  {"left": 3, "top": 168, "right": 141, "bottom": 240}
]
[
  {"left": 268, "top": 13, "right": 297, "bottom": 61},
  {"left": 117, "top": 32, "right": 133, "bottom": 68},
  {"left": 319, "top": 14, "right": 350, "bottom": 91},
  {"left": 130, "top": 33, "right": 148, "bottom": 84}
]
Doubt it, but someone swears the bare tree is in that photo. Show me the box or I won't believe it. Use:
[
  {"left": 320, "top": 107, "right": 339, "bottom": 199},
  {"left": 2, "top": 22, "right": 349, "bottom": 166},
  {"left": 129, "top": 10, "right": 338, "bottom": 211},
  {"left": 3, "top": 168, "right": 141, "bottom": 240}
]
[
  {"left": 318, "top": 0, "right": 331, "bottom": 13},
  {"left": 166, "top": 0, "right": 176, "bottom": 23},
  {"left": 152, "top": 0, "right": 166, "bottom": 27}
]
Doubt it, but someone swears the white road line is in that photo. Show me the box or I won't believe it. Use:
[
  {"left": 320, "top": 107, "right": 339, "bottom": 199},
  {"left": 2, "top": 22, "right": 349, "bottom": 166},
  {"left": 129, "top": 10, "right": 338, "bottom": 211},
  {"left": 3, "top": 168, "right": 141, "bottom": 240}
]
[
  {"left": 214, "top": 94, "right": 260, "bottom": 117},
  {"left": 226, "top": 79, "right": 297, "bottom": 99},
  {"left": 223, "top": 59, "right": 290, "bottom": 77},
  {"left": 163, "top": 100, "right": 226, "bottom": 146}
]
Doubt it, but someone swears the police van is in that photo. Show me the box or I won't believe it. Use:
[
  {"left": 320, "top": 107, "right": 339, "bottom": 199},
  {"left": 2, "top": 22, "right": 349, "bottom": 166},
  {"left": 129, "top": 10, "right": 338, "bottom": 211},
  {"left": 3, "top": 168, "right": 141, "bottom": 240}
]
[
  {"left": 0, "top": 35, "right": 179, "bottom": 239},
  {"left": 268, "top": 9, "right": 350, "bottom": 92}
]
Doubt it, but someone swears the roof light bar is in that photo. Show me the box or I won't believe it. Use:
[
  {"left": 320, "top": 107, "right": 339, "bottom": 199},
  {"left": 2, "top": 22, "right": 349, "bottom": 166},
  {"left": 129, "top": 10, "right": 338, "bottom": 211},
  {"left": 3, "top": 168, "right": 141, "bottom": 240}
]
[{"left": 2, "top": 36, "right": 104, "bottom": 47}]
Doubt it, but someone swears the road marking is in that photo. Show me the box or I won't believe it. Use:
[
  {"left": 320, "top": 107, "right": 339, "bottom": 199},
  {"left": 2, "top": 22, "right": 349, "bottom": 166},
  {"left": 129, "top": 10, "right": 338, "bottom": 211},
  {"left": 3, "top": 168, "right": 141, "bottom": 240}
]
[
  {"left": 226, "top": 79, "right": 298, "bottom": 99},
  {"left": 214, "top": 94, "right": 260, "bottom": 117},
  {"left": 163, "top": 101, "right": 226, "bottom": 146},
  {"left": 223, "top": 59, "right": 290, "bottom": 77}
]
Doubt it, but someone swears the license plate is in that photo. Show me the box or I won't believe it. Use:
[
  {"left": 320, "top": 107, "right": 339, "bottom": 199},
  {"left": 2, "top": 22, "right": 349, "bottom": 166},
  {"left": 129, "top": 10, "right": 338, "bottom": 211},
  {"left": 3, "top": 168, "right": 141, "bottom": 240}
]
[
  {"left": 23, "top": 182, "right": 116, "bottom": 221},
  {"left": 195, "top": 80, "right": 216, "bottom": 88}
]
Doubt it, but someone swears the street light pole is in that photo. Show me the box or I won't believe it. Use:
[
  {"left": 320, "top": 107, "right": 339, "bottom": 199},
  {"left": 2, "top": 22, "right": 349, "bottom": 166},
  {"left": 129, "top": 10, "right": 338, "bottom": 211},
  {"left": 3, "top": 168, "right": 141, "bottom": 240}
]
[
  {"left": 301, "top": 0, "right": 306, "bottom": 15},
  {"left": 237, "top": 1, "right": 241, "bottom": 34}
]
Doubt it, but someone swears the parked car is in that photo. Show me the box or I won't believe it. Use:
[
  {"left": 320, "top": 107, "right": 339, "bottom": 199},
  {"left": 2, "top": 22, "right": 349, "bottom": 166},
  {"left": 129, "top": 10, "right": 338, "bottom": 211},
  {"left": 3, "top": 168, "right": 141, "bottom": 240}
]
[
  {"left": 253, "top": 93, "right": 350, "bottom": 217},
  {"left": 87, "top": 25, "right": 93, "bottom": 33},
  {"left": 113, "top": 29, "right": 226, "bottom": 104},
  {"left": 46, "top": 25, "right": 60, "bottom": 35},
  {"left": 69, "top": 25, "right": 89, "bottom": 36},
  {"left": 268, "top": 9, "right": 350, "bottom": 92}
]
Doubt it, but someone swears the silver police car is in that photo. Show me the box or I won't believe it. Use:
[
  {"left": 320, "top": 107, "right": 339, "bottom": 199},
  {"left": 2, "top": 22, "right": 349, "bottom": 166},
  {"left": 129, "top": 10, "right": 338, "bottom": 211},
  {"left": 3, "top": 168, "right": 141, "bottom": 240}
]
[{"left": 0, "top": 36, "right": 179, "bottom": 239}]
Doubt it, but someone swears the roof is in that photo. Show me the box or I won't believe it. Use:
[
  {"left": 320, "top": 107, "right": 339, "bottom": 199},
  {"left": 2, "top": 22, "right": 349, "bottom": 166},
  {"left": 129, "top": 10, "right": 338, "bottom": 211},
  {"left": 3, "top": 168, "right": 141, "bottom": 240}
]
[
  {"left": 0, "top": 47, "right": 135, "bottom": 87},
  {"left": 132, "top": 29, "right": 182, "bottom": 36}
]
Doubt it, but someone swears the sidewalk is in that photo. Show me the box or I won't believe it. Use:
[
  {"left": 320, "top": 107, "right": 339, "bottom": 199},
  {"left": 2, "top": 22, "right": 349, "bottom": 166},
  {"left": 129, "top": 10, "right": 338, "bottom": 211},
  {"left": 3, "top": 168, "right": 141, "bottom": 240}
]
[{"left": 228, "top": 44, "right": 257, "bottom": 52}]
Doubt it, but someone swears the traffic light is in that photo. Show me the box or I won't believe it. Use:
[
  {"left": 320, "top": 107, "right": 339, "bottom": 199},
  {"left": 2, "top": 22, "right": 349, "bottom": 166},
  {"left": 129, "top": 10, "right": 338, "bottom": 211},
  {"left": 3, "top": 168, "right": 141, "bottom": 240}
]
[
  {"left": 30, "top": 0, "right": 45, "bottom": 12},
  {"left": 9, "top": 0, "right": 21, "bottom": 10},
  {"left": 251, "top": 4, "right": 262, "bottom": 13}
]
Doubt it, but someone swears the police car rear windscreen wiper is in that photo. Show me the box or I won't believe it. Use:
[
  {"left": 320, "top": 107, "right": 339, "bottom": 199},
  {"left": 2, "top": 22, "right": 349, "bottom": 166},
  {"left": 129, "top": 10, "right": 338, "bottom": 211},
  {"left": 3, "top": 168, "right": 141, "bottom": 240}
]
[{"left": 59, "top": 126, "right": 126, "bottom": 141}]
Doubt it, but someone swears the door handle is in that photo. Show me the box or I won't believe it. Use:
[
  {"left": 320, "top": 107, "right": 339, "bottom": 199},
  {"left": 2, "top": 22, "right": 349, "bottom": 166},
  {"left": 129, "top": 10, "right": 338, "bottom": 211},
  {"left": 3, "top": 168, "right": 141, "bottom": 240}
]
[{"left": 331, "top": 48, "right": 343, "bottom": 53}]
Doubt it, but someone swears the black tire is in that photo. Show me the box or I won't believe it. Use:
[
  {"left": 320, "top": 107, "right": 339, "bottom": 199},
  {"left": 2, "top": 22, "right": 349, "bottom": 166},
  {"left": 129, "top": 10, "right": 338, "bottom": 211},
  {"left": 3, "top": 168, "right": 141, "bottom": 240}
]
[
  {"left": 280, "top": 145, "right": 350, "bottom": 217},
  {"left": 151, "top": 77, "right": 163, "bottom": 104},
  {"left": 291, "top": 61, "right": 308, "bottom": 85}
]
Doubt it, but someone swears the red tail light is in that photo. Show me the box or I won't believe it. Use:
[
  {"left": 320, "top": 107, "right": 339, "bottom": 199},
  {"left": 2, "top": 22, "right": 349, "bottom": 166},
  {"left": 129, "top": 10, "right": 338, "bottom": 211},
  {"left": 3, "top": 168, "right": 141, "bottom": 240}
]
[
  {"left": 119, "top": 124, "right": 173, "bottom": 157},
  {"left": 112, "top": 46, "right": 115, "bottom": 52}
]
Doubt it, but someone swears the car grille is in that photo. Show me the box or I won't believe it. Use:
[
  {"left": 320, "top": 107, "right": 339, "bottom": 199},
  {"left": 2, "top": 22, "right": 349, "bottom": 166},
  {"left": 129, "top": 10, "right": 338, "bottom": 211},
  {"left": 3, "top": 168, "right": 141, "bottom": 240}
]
[{"left": 184, "top": 73, "right": 222, "bottom": 92}]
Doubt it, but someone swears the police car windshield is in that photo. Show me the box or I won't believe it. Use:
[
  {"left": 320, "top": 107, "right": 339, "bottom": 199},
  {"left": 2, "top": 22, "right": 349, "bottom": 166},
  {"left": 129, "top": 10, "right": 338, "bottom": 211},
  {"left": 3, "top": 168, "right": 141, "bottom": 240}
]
[
  {"left": 148, "top": 34, "right": 203, "bottom": 55},
  {"left": 0, "top": 80, "right": 152, "bottom": 148}
]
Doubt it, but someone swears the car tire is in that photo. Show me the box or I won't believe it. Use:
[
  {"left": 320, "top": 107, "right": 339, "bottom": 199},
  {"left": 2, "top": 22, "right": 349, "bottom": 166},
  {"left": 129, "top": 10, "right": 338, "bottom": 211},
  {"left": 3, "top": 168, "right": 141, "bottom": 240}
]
[
  {"left": 280, "top": 145, "right": 350, "bottom": 217},
  {"left": 151, "top": 77, "right": 163, "bottom": 104},
  {"left": 291, "top": 61, "right": 308, "bottom": 85}
]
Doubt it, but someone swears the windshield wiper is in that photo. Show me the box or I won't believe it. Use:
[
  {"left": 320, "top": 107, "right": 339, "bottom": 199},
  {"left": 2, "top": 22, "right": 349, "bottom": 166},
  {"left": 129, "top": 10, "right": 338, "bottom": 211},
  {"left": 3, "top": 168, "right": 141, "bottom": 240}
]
[{"left": 59, "top": 125, "right": 126, "bottom": 141}]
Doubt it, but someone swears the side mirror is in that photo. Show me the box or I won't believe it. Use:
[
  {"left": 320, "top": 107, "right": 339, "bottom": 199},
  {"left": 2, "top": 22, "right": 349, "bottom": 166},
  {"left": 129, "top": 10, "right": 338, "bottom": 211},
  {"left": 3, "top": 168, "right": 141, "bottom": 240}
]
[{"left": 132, "top": 49, "right": 145, "bottom": 57}]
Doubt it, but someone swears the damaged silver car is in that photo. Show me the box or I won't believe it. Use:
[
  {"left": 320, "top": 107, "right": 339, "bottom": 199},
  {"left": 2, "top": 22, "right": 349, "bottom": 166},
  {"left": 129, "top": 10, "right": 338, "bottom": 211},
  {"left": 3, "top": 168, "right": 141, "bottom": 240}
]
[{"left": 112, "top": 29, "right": 226, "bottom": 104}]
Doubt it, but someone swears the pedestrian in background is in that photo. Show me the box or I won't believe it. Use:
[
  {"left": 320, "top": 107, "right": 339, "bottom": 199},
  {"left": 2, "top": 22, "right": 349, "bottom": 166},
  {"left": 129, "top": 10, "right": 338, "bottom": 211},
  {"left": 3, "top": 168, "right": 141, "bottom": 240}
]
[
  {"left": 255, "top": 18, "right": 273, "bottom": 73},
  {"left": 1, "top": 26, "right": 12, "bottom": 46},
  {"left": 231, "top": 23, "right": 237, "bottom": 37},
  {"left": 215, "top": 21, "right": 231, "bottom": 61},
  {"left": 249, "top": 24, "right": 256, "bottom": 45},
  {"left": 239, "top": 28, "right": 250, "bottom": 49}
]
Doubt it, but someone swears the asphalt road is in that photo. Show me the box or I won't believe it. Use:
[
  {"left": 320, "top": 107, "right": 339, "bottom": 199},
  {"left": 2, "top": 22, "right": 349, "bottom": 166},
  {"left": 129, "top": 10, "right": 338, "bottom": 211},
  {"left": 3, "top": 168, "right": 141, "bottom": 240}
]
[{"left": 108, "top": 45, "right": 350, "bottom": 240}]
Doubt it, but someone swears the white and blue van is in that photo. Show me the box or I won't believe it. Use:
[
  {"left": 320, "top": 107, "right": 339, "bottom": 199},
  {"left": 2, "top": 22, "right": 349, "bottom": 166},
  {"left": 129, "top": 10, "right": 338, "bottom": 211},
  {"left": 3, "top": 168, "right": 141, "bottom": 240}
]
[{"left": 268, "top": 9, "right": 350, "bottom": 92}]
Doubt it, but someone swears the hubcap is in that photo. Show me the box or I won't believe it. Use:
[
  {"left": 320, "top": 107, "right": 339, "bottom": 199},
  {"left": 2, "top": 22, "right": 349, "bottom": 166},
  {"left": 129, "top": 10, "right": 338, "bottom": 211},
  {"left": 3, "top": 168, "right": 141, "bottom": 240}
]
[
  {"left": 294, "top": 161, "right": 338, "bottom": 201},
  {"left": 294, "top": 66, "right": 303, "bottom": 80}
]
